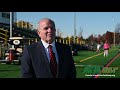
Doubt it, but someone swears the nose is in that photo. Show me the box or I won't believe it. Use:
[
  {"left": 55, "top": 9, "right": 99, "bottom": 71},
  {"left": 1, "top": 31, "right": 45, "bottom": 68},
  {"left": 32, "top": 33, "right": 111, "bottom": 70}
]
[
  {"left": 47, "top": 28, "right": 52, "bottom": 32},
  {"left": 48, "top": 27, "right": 56, "bottom": 32}
]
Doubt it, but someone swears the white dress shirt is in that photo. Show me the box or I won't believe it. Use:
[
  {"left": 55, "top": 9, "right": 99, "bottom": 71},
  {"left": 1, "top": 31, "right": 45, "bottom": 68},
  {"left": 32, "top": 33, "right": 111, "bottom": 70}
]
[{"left": 41, "top": 39, "right": 58, "bottom": 64}]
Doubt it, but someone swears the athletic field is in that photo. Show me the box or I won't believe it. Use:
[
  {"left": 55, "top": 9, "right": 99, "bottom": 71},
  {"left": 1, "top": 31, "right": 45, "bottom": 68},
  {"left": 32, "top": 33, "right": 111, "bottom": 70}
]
[
  {"left": 74, "top": 46, "right": 120, "bottom": 78},
  {"left": 0, "top": 46, "right": 120, "bottom": 78}
]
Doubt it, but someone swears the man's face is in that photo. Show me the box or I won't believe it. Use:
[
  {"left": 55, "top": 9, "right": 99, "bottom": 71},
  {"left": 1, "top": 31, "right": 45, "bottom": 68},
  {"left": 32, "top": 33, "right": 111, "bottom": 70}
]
[{"left": 38, "top": 19, "right": 56, "bottom": 44}]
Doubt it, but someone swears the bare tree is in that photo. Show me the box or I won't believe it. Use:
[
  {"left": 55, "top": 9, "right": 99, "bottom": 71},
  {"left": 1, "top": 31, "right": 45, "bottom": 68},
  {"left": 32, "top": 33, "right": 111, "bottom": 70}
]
[{"left": 78, "top": 26, "right": 83, "bottom": 38}]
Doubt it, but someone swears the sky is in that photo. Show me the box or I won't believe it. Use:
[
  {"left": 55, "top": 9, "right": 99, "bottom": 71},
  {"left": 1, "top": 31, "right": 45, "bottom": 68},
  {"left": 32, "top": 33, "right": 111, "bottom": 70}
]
[{"left": 16, "top": 12, "right": 120, "bottom": 39}]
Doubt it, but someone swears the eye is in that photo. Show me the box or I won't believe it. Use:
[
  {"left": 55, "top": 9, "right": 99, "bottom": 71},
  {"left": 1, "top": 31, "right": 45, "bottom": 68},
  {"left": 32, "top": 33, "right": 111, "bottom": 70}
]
[
  {"left": 50, "top": 27, "right": 55, "bottom": 29},
  {"left": 43, "top": 26, "right": 55, "bottom": 30},
  {"left": 44, "top": 27, "right": 49, "bottom": 30}
]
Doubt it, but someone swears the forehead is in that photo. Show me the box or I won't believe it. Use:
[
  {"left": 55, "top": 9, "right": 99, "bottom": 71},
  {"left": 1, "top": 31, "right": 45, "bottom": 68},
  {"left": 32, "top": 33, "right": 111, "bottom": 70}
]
[{"left": 39, "top": 19, "right": 54, "bottom": 26}]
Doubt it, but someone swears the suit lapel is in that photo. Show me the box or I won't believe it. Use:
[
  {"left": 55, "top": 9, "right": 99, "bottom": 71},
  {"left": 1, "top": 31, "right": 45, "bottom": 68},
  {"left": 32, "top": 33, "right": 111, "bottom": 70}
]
[
  {"left": 35, "top": 41, "right": 64, "bottom": 78},
  {"left": 36, "top": 41, "right": 52, "bottom": 76},
  {"left": 55, "top": 42, "right": 64, "bottom": 75}
]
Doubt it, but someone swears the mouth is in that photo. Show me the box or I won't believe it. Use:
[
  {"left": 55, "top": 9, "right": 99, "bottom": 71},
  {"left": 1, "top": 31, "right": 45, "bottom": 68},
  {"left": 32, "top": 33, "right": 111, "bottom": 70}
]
[{"left": 47, "top": 34, "right": 53, "bottom": 37}]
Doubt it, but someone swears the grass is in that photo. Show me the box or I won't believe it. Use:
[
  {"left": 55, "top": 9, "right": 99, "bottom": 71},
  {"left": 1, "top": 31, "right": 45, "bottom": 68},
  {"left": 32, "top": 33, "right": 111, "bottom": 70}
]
[
  {"left": 74, "top": 47, "right": 120, "bottom": 78},
  {"left": 0, "top": 64, "right": 20, "bottom": 78},
  {"left": 0, "top": 46, "right": 120, "bottom": 78}
]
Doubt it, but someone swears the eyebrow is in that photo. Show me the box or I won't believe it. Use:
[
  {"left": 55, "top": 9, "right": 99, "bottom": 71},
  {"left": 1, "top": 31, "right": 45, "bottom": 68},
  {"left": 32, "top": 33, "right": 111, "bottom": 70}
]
[{"left": 43, "top": 26, "right": 55, "bottom": 30}]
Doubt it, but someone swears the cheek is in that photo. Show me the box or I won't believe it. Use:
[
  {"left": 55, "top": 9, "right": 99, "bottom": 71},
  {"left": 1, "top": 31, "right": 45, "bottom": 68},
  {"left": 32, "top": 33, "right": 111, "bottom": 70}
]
[
  {"left": 51, "top": 30, "right": 56, "bottom": 35},
  {"left": 40, "top": 31, "right": 47, "bottom": 37}
]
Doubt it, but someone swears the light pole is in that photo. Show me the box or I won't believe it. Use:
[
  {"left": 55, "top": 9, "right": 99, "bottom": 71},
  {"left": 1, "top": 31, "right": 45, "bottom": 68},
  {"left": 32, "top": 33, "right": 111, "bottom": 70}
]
[
  {"left": 113, "top": 23, "right": 115, "bottom": 47},
  {"left": 74, "top": 12, "right": 76, "bottom": 44},
  {"left": 112, "top": 18, "right": 116, "bottom": 47},
  {"left": 10, "top": 12, "right": 12, "bottom": 38}
]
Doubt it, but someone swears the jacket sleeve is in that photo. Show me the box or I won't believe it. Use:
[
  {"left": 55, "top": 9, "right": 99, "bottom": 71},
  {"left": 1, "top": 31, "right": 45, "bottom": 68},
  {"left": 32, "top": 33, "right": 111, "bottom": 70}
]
[
  {"left": 66, "top": 46, "right": 76, "bottom": 78},
  {"left": 21, "top": 46, "right": 35, "bottom": 78}
]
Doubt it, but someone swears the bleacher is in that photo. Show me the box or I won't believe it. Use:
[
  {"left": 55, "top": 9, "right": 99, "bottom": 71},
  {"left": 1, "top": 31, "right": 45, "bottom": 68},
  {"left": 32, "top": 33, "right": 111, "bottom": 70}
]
[{"left": 0, "top": 24, "right": 40, "bottom": 43}]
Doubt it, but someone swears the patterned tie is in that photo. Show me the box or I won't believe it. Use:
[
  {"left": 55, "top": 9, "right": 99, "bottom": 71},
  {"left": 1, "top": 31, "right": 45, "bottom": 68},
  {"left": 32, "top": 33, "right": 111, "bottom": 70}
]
[{"left": 48, "top": 45, "right": 57, "bottom": 78}]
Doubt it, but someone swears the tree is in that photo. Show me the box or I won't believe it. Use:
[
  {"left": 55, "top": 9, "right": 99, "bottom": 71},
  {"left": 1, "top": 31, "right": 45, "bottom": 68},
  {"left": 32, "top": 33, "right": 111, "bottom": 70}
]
[{"left": 86, "top": 34, "right": 94, "bottom": 44}]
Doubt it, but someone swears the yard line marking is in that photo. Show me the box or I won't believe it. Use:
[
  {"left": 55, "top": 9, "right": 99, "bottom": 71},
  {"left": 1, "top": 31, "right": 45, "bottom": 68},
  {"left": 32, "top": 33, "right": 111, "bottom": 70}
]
[
  {"left": 79, "top": 49, "right": 117, "bottom": 62},
  {"left": 75, "top": 64, "right": 104, "bottom": 67},
  {"left": 80, "top": 52, "right": 103, "bottom": 62}
]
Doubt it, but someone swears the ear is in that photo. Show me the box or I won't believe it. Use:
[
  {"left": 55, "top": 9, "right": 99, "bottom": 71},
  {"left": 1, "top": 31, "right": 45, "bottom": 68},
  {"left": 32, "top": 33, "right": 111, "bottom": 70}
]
[
  {"left": 37, "top": 30, "right": 40, "bottom": 34},
  {"left": 37, "top": 30, "right": 41, "bottom": 38}
]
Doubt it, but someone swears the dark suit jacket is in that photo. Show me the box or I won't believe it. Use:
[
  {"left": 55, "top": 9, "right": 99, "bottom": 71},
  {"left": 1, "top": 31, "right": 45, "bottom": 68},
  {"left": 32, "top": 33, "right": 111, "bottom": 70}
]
[{"left": 21, "top": 40, "right": 76, "bottom": 78}]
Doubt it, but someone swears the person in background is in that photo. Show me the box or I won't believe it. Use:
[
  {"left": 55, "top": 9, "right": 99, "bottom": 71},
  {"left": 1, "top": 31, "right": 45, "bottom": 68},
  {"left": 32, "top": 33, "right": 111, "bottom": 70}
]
[
  {"left": 21, "top": 18, "right": 76, "bottom": 78},
  {"left": 103, "top": 40, "right": 110, "bottom": 57},
  {"left": 96, "top": 42, "right": 101, "bottom": 52}
]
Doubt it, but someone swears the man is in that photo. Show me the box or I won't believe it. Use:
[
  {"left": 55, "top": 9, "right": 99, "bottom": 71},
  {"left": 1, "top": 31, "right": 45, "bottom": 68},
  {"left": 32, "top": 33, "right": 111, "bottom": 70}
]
[{"left": 21, "top": 18, "right": 76, "bottom": 78}]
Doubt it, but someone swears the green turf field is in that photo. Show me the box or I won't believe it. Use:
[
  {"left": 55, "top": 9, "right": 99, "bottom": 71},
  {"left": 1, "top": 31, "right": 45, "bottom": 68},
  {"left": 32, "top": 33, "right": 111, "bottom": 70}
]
[
  {"left": 74, "top": 46, "right": 120, "bottom": 78},
  {"left": 0, "top": 64, "right": 20, "bottom": 78},
  {"left": 0, "top": 46, "right": 120, "bottom": 78}
]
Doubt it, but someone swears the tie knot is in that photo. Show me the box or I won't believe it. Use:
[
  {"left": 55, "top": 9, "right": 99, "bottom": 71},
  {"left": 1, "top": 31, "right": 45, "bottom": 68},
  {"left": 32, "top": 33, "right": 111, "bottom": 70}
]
[{"left": 48, "top": 45, "right": 52, "bottom": 49}]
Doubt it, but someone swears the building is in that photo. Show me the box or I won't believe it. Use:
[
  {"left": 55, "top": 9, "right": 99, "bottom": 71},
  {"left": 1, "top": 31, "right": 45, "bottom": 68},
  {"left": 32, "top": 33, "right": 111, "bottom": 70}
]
[
  {"left": 0, "top": 12, "right": 16, "bottom": 25},
  {"left": 106, "top": 31, "right": 120, "bottom": 44},
  {"left": 0, "top": 12, "right": 38, "bottom": 43},
  {"left": 15, "top": 20, "right": 33, "bottom": 30}
]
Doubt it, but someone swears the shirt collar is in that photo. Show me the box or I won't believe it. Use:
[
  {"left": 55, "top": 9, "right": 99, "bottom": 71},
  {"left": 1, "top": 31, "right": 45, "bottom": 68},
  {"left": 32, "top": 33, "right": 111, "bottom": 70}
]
[{"left": 41, "top": 39, "right": 55, "bottom": 49}]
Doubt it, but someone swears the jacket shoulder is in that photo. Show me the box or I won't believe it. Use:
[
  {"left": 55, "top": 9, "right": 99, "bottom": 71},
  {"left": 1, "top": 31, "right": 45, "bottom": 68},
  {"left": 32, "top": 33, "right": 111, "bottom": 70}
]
[
  {"left": 56, "top": 42, "right": 68, "bottom": 46},
  {"left": 56, "top": 42, "right": 71, "bottom": 49},
  {"left": 25, "top": 41, "right": 41, "bottom": 49}
]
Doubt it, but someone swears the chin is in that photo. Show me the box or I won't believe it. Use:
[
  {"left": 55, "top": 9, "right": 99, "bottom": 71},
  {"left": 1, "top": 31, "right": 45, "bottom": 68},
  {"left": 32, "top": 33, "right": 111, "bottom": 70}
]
[{"left": 47, "top": 39, "right": 54, "bottom": 43}]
